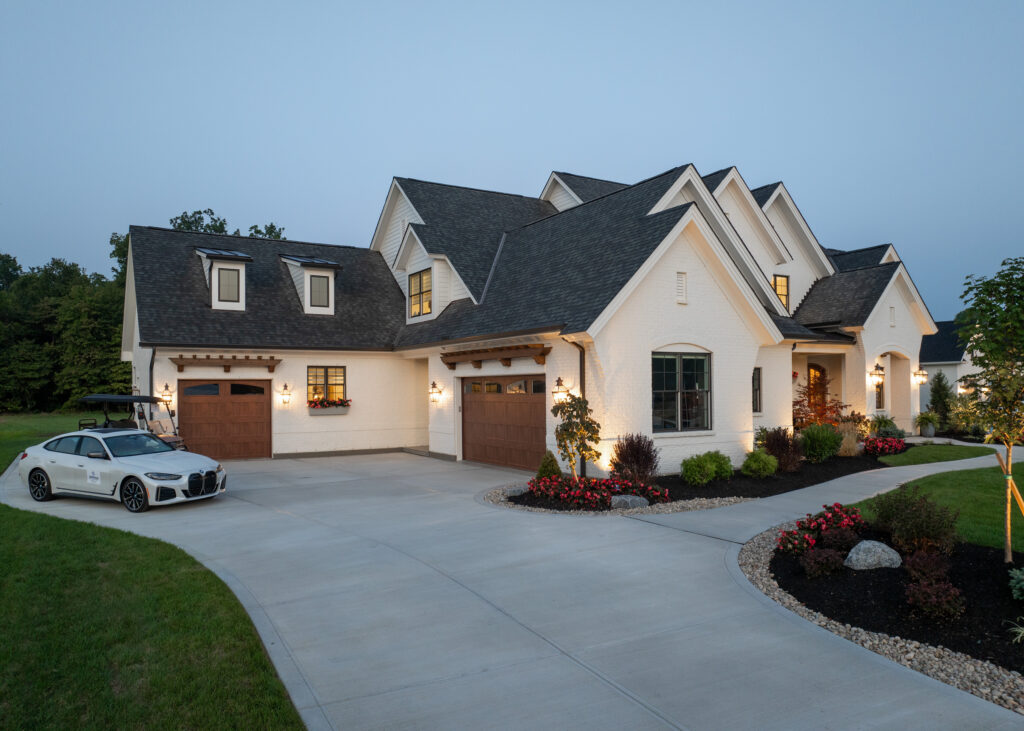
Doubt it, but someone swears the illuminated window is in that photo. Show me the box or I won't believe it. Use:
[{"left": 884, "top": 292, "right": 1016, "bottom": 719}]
[
  {"left": 772, "top": 274, "right": 790, "bottom": 310},
  {"left": 307, "top": 366, "right": 346, "bottom": 402},
  {"left": 409, "top": 269, "right": 432, "bottom": 317}
]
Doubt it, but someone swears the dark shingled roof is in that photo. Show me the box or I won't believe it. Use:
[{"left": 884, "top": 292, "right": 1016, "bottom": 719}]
[
  {"left": 395, "top": 167, "right": 692, "bottom": 348},
  {"left": 700, "top": 167, "right": 733, "bottom": 194},
  {"left": 130, "top": 226, "right": 405, "bottom": 350},
  {"left": 395, "top": 178, "right": 556, "bottom": 300},
  {"left": 750, "top": 182, "right": 781, "bottom": 208},
  {"left": 553, "top": 172, "right": 628, "bottom": 203},
  {"left": 770, "top": 314, "right": 856, "bottom": 343},
  {"left": 829, "top": 244, "right": 891, "bottom": 272},
  {"left": 920, "top": 320, "right": 967, "bottom": 363},
  {"left": 794, "top": 262, "right": 900, "bottom": 328}
]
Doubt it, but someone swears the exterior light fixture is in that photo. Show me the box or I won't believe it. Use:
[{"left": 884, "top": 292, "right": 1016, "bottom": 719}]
[
  {"left": 280, "top": 383, "right": 292, "bottom": 406},
  {"left": 552, "top": 377, "right": 569, "bottom": 403},
  {"left": 868, "top": 364, "right": 885, "bottom": 387},
  {"left": 161, "top": 383, "right": 172, "bottom": 401},
  {"left": 912, "top": 368, "right": 928, "bottom": 386},
  {"left": 429, "top": 381, "right": 442, "bottom": 404}
]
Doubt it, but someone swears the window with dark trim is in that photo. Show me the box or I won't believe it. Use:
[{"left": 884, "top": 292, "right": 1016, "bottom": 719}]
[
  {"left": 307, "top": 366, "right": 346, "bottom": 402},
  {"left": 875, "top": 381, "right": 884, "bottom": 410},
  {"left": 752, "top": 367, "right": 762, "bottom": 413},
  {"left": 772, "top": 274, "right": 789, "bottom": 310},
  {"left": 218, "top": 268, "right": 240, "bottom": 302},
  {"left": 652, "top": 353, "right": 711, "bottom": 432},
  {"left": 309, "top": 275, "right": 330, "bottom": 308},
  {"left": 408, "top": 269, "right": 432, "bottom": 317}
]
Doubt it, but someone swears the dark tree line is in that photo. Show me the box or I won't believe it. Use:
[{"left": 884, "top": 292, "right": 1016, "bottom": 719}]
[{"left": 1, "top": 210, "right": 284, "bottom": 412}]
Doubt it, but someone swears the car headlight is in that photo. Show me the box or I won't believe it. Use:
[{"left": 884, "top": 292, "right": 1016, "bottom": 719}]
[{"left": 145, "top": 472, "right": 182, "bottom": 481}]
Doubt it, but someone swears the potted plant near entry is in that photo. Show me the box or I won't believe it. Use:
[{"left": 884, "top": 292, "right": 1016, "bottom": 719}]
[{"left": 915, "top": 411, "right": 939, "bottom": 438}]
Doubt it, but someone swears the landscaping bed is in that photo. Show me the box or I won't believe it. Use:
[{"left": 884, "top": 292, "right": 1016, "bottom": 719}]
[{"left": 770, "top": 536, "right": 1024, "bottom": 673}]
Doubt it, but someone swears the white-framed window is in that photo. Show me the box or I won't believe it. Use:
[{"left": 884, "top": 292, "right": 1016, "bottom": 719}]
[
  {"left": 211, "top": 262, "right": 246, "bottom": 311},
  {"left": 409, "top": 268, "right": 432, "bottom": 317},
  {"left": 303, "top": 269, "right": 335, "bottom": 315}
]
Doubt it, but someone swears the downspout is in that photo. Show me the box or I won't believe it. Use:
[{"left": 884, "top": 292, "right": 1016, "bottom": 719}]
[
  {"left": 148, "top": 347, "right": 156, "bottom": 420},
  {"left": 562, "top": 338, "right": 587, "bottom": 478}
]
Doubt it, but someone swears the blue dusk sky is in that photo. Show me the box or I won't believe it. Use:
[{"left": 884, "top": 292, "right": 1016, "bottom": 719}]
[{"left": 1, "top": 1, "right": 1021, "bottom": 320}]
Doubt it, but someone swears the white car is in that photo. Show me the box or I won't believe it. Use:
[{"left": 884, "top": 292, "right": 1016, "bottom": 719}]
[{"left": 18, "top": 429, "right": 226, "bottom": 513}]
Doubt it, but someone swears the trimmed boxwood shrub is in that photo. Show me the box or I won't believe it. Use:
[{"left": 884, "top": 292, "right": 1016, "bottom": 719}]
[
  {"left": 801, "top": 424, "right": 842, "bottom": 464},
  {"left": 681, "top": 453, "right": 716, "bottom": 486},
  {"left": 741, "top": 449, "right": 777, "bottom": 478},
  {"left": 705, "top": 450, "right": 733, "bottom": 480},
  {"left": 536, "top": 450, "right": 562, "bottom": 480}
]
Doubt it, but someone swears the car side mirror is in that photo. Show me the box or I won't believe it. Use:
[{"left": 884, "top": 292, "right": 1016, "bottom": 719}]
[{"left": 87, "top": 451, "right": 108, "bottom": 460}]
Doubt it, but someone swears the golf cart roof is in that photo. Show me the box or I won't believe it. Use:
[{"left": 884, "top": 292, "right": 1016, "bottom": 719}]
[{"left": 79, "top": 394, "right": 166, "bottom": 405}]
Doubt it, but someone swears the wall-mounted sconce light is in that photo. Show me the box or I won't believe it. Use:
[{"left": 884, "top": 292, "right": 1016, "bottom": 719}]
[
  {"left": 280, "top": 383, "right": 292, "bottom": 406},
  {"left": 552, "top": 377, "right": 569, "bottom": 403},
  {"left": 161, "top": 383, "right": 172, "bottom": 401},
  {"left": 912, "top": 368, "right": 928, "bottom": 386},
  {"left": 429, "top": 381, "right": 442, "bottom": 404},
  {"left": 868, "top": 364, "right": 885, "bottom": 387}
]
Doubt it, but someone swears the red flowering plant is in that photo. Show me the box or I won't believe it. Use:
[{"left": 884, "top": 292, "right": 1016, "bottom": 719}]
[
  {"left": 526, "top": 476, "right": 669, "bottom": 511},
  {"left": 308, "top": 398, "right": 352, "bottom": 408},
  {"left": 863, "top": 436, "right": 906, "bottom": 457},
  {"left": 777, "top": 502, "right": 865, "bottom": 555}
]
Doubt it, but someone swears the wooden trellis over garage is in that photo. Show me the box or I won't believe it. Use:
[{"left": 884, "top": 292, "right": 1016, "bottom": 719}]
[
  {"left": 441, "top": 344, "right": 551, "bottom": 370},
  {"left": 170, "top": 354, "right": 282, "bottom": 373}
]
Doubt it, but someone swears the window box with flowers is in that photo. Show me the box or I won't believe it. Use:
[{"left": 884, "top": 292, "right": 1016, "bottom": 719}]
[{"left": 307, "top": 366, "right": 350, "bottom": 414}]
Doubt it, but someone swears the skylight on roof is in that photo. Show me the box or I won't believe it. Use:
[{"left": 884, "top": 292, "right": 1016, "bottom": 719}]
[
  {"left": 280, "top": 255, "right": 341, "bottom": 268},
  {"left": 195, "top": 247, "right": 253, "bottom": 261}
]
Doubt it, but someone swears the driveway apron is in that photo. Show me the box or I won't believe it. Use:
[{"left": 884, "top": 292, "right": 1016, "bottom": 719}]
[{"left": 2, "top": 449, "right": 1021, "bottom": 730}]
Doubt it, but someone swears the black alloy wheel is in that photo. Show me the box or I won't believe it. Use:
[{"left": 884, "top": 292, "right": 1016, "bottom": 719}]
[{"left": 28, "top": 469, "right": 53, "bottom": 502}]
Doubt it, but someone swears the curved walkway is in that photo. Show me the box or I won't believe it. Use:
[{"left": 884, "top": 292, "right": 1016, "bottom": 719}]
[{"left": 2, "top": 447, "right": 1021, "bottom": 730}]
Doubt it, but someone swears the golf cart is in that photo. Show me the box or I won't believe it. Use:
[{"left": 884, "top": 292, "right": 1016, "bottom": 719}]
[{"left": 78, "top": 394, "right": 187, "bottom": 450}]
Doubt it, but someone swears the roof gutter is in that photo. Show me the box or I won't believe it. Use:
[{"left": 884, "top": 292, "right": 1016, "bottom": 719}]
[{"left": 562, "top": 337, "right": 587, "bottom": 478}]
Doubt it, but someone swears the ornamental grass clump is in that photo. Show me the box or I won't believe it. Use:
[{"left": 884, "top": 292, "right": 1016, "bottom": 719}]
[
  {"left": 741, "top": 449, "right": 777, "bottom": 478},
  {"left": 800, "top": 424, "right": 842, "bottom": 463},
  {"left": 609, "top": 433, "right": 660, "bottom": 487},
  {"left": 837, "top": 422, "right": 860, "bottom": 457},
  {"left": 763, "top": 427, "right": 802, "bottom": 472}
]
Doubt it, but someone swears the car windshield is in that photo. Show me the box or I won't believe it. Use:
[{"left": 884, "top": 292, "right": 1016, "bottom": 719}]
[{"left": 104, "top": 433, "right": 175, "bottom": 458}]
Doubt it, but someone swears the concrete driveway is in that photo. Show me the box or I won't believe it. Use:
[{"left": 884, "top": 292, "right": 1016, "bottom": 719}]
[{"left": 2, "top": 451, "right": 1021, "bottom": 730}]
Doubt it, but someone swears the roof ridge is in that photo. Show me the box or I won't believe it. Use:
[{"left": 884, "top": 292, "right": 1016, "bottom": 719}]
[
  {"left": 750, "top": 181, "right": 782, "bottom": 192},
  {"left": 830, "top": 260, "right": 901, "bottom": 275},
  {"left": 129, "top": 225, "right": 362, "bottom": 251},
  {"left": 832, "top": 243, "right": 892, "bottom": 257},
  {"left": 553, "top": 171, "right": 627, "bottom": 186},
  {"left": 394, "top": 177, "right": 545, "bottom": 204}
]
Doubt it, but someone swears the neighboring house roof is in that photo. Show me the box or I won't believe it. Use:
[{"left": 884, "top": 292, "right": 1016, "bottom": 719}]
[
  {"left": 827, "top": 244, "right": 891, "bottom": 272},
  {"left": 552, "top": 172, "right": 628, "bottom": 202},
  {"left": 750, "top": 182, "right": 781, "bottom": 208},
  {"left": 793, "top": 262, "right": 900, "bottom": 327},
  {"left": 700, "top": 167, "right": 733, "bottom": 194},
  {"left": 130, "top": 226, "right": 405, "bottom": 350},
  {"left": 395, "top": 167, "right": 692, "bottom": 348},
  {"left": 920, "top": 320, "right": 966, "bottom": 363},
  {"left": 394, "top": 178, "right": 556, "bottom": 299}
]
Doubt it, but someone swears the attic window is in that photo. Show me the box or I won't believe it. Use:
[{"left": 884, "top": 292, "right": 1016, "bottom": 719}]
[
  {"left": 772, "top": 274, "right": 790, "bottom": 310},
  {"left": 211, "top": 261, "right": 246, "bottom": 311},
  {"left": 310, "top": 275, "right": 329, "bottom": 308},
  {"left": 218, "top": 269, "right": 240, "bottom": 303},
  {"left": 409, "top": 268, "right": 432, "bottom": 317},
  {"left": 280, "top": 255, "right": 340, "bottom": 316}
]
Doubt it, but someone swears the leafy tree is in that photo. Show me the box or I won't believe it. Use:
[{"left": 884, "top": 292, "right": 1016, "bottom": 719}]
[
  {"left": 551, "top": 393, "right": 601, "bottom": 481},
  {"left": 108, "top": 232, "right": 129, "bottom": 286},
  {"left": 55, "top": 280, "right": 131, "bottom": 406},
  {"left": 168, "top": 210, "right": 286, "bottom": 239},
  {"left": 0, "top": 253, "right": 22, "bottom": 290},
  {"left": 926, "top": 370, "right": 953, "bottom": 427},
  {"left": 246, "top": 222, "right": 286, "bottom": 240},
  {"left": 958, "top": 257, "right": 1024, "bottom": 563}
]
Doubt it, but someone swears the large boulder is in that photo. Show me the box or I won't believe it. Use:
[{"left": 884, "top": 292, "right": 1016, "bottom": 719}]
[
  {"left": 611, "top": 494, "right": 649, "bottom": 509},
  {"left": 844, "top": 540, "right": 902, "bottom": 570}
]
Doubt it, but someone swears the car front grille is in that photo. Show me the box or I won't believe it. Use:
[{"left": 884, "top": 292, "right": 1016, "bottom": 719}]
[{"left": 185, "top": 471, "right": 218, "bottom": 497}]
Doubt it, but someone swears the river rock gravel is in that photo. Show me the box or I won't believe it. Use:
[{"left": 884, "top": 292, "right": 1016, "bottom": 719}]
[{"left": 484, "top": 483, "right": 749, "bottom": 516}]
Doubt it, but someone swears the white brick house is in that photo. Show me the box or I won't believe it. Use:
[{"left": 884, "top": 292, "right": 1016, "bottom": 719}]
[{"left": 122, "top": 163, "right": 937, "bottom": 473}]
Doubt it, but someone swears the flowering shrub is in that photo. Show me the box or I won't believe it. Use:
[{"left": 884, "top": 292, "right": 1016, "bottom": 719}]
[
  {"left": 526, "top": 476, "right": 669, "bottom": 510},
  {"left": 863, "top": 436, "right": 906, "bottom": 456},
  {"left": 777, "top": 503, "right": 864, "bottom": 555},
  {"left": 308, "top": 398, "right": 351, "bottom": 408}
]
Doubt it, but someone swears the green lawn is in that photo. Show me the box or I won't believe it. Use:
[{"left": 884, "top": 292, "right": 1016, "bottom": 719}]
[
  {"left": 856, "top": 465, "right": 1024, "bottom": 553},
  {"left": 0, "top": 504, "right": 303, "bottom": 728},
  {"left": 878, "top": 443, "right": 996, "bottom": 466},
  {"left": 0, "top": 411, "right": 95, "bottom": 469}
]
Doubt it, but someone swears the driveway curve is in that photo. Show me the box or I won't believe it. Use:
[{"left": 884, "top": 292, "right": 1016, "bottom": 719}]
[{"left": 2, "top": 448, "right": 1021, "bottom": 730}]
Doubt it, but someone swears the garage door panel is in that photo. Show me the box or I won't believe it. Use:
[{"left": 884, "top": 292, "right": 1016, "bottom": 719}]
[
  {"left": 462, "top": 374, "right": 545, "bottom": 472},
  {"left": 178, "top": 379, "right": 271, "bottom": 460}
]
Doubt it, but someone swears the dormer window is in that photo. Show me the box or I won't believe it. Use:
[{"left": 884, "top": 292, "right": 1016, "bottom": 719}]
[
  {"left": 409, "top": 268, "right": 432, "bottom": 317},
  {"left": 195, "top": 247, "right": 252, "bottom": 312},
  {"left": 281, "top": 255, "right": 341, "bottom": 316},
  {"left": 772, "top": 274, "right": 790, "bottom": 311}
]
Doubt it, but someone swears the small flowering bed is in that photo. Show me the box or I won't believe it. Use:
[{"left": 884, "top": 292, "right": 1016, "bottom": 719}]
[
  {"left": 522, "top": 476, "right": 670, "bottom": 511},
  {"left": 777, "top": 502, "right": 865, "bottom": 555},
  {"left": 863, "top": 437, "right": 906, "bottom": 457},
  {"left": 308, "top": 398, "right": 351, "bottom": 408}
]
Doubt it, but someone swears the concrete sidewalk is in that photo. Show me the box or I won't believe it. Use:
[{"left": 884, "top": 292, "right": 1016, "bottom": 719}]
[{"left": 2, "top": 449, "right": 1020, "bottom": 730}]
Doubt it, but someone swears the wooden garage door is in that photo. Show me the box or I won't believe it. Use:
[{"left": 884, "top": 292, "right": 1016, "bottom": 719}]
[
  {"left": 177, "top": 379, "right": 271, "bottom": 460},
  {"left": 462, "top": 375, "right": 546, "bottom": 472}
]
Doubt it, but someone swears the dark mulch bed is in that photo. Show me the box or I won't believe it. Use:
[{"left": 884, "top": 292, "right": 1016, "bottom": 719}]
[
  {"left": 771, "top": 534, "right": 1024, "bottom": 674},
  {"left": 654, "top": 454, "right": 886, "bottom": 500}
]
